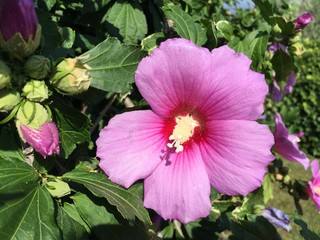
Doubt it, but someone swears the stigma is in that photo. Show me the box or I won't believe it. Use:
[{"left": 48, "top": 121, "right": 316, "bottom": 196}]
[{"left": 167, "top": 114, "right": 199, "bottom": 153}]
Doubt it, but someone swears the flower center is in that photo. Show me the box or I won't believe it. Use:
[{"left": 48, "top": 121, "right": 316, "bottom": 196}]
[
  {"left": 314, "top": 186, "right": 320, "bottom": 196},
  {"left": 167, "top": 114, "right": 199, "bottom": 153}
]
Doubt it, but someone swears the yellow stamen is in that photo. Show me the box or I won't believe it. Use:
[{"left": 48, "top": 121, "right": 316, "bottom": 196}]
[
  {"left": 167, "top": 114, "right": 199, "bottom": 153},
  {"left": 314, "top": 186, "right": 320, "bottom": 196}
]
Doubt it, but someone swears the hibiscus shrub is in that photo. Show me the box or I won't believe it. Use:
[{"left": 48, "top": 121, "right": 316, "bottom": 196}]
[{"left": 0, "top": 0, "right": 319, "bottom": 239}]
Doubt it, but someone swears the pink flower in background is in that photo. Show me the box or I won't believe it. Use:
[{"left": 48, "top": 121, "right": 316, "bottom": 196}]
[
  {"left": 274, "top": 114, "right": 309, "bottom": 170},
  {"left": 293, "top": 12, "right": 313, "bottom": 30},
  {"left": 20, "top": 122, "right": 60, "bottom": 158},
  {"left": 96, "top": 38, "right": 274, "bottom": 223},
  {"left": 306, "top": 160, "right": 320, "bottom": 211}
]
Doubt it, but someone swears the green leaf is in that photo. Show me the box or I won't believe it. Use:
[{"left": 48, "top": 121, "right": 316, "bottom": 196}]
[
  {"left": 63, "top": 203, "right": 91, "bottom": 233},
  {"left": 230, "top": 217, "right": 281, "bottom": 240},
  {"left": 62, "top": 169, "right": 151, "bottom": 224},
  {"left": 252, "top": 0, "right": 275, "bottom": 25},
  {"left": 295, "top": 219, "right": 320, "bottom": 240},
  {"left": 272, "top": 16, "right": 295, "bottom": 38},
  {"left": 52, "top": 97, "right": 91, "bottom": 158},
  {"left": 271, "top": 50, "right": 294, "bottom": 82},
  {"left": 46, "top": 178, "right": 71, "bottom": 198},
  {"left": 81, "top": 37, "right": 146, "bottom": 93},
  {"left": 242, "top": 30, "right": 269, "bottom": 67},
  {"left": 0, "top": 158, "right": 61, "bottom": 240},
  {"left": 216, "top": 20, "right": 234, "bottom": 41},
  {"left": 0, "top": 157, "right": 39, "bottom": 193},
  {"left": 0, "top": 125, "right": 24, "bottom": 162},
  {"left": 103, "top": 1, "right": 148, "bottom": 44},
  {"left": 60, "top": 27, "right": 76, "bottom": 49},
  {"left": 162, "top": 3, "right": 207, "bottom": 46},
  {"left": 228, "top": 37, "right": 250, "bottom": 56},
  {"left": 0, "top": 186, "right": 61, "bottom": 240},
  {"left": 141, "top": 32, "right": 166, "bottom": 54},
  {"left": 73, "top": 192, "right": 120, "bottom": 240},
  {"left": 262, "top": 174, "right": 273, "bottom": 204},
  {"left": 57, "top": 204, "right": 89, "bottom": 240}
]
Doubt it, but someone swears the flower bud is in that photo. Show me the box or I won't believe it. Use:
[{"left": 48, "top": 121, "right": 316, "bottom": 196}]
[
  {"left": 50, "top": 57, "right": 91, "bottom": 95},
  {"left": 22, "top": 80, "right": 49, "bottom": 102},
  {"left": 0, "top": 59, "right": 12, "bottom": 90},
  {"left": 16, "top": 101, "right": 50, "bottom": 129},
  {"left": 0, "top": 0, "right": 41, "bottom": 59},
  {"left": 293, "top": 12, "right": 313, "bottom": 30},
  {"left": 0, "top": 89, "right": 20, "bottom": 112},
  {"left": 24, "top": 55, "right": 51, "bottom": 79},
  {"left": 18, "top": 121, "right": 60, "bottom": 158}
]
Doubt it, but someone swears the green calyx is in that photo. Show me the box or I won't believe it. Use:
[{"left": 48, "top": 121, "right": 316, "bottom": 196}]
[
  {"left": 50, "top": 57, "right": 91, "bottom": 95},
  {"left": 22, "top": 80, "right": 49, "bottom": 102},
  {"left": 0, "top": 89, "right": 20, "bottom": 113},
  {"left": 0, "top": 60, "right": 12, "bottom": 90},
  {"left": 24, "top": 55, "right": 51, "bottom": 79},
  {"left": 16, "top": 101, "right": 50, "bottom": 129},
  {"left": 0, "top": 24, "right": 42, "bottom": 60}
]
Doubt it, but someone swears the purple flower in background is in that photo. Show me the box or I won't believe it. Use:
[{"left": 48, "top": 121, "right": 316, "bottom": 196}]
[
  {"left": 306, "top": 160, "right": 320, "bottom": 211},
  {"left": 272, "top": 80, "right": 283, "bottom": 102},
  {"left": 262, "top": 207, "right": 292, "bottom": 231},
  {"left": 274, "top": 114, "right": 309, "bottom": 170},
  {"left": 268, "top": 43, "right": 287, "bottom": 53},
  {"left": 283, "top": 72, "right": 296, "bottom": 95},
  {"left": 0, "top": 0, "right": 38, "bottom": 41},
  {"left": 96, "top": 38, "right": 274, "bottom": 223},
  {"left": 20, "top": 122, "right": 60, "bottom": 158},
  {"left": 293, "top": 12, "right": 313, "bottom": 30}
]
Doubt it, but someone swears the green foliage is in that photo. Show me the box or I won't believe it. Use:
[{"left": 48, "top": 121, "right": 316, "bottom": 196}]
[
  {"left": 0, "top": 0, "right": 319, "bottom": 239},
  {"left": 102, "top": 1, "right": 148, "bottom": 44},
  {"left": 162, "top": 3, "right": 207, "bottom": 46},
  {"left": 81, "top": 37, "right": 146, "bottom": 93},
  {"left": 275, "top": 39, "right": 320, "bottom": 158},
  {"left": 62, "top": 168, "right": 151, "bottom": 225}
]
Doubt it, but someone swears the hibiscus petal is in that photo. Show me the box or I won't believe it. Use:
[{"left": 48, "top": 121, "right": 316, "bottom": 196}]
[
  {"left": 135, "top": 38, "right": 216, "bottom": 118},
  {"left": 199, "top": 46, "right": 268, "bottom": 121},
  {"left": 311, "top": 160, "right": 319, "bottom": 177},
  {"left": 96, "top": 110, "right": 167, "bottom": 188},
  {"left": 143, "top": 146, "right": 211, "bottom": 224},
  {"left": 274, "top": 114, "right": 309, "bottom": 170},
  {"left": 199, "top": 120, "right": 274, "bottom": 195}
]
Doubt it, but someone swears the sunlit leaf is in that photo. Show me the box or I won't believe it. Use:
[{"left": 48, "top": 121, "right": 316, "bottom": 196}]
[{"left": 81, "top": 37, "right": 146, "bottom": 93}]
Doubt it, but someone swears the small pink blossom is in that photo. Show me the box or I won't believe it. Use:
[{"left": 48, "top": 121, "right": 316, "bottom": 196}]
[
  {"left": 306, "top": 160, "right": 320, "bottom": 211},
  {"left": 274, "top": 114, "right": 309, "bottom": 170},
  {"left": 20, "top": 122, "right": 60, "bottom": 158},
  {"left": 293, "top": 12, "right": 313, "bottom": 30},
  {"left": 96, "top": 38, "right": 274, "bottom": 223}
]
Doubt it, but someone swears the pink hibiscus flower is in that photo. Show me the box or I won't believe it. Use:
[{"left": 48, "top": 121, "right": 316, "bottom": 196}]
[
  {"left": 306, "top": 160, "right": 320, "bottom": 211},
  {"left": 274, "top": 113, "right": 309, "bottom": 170},
  {"left": 96, "top": 38, "right": 274, "bottom": 223}
]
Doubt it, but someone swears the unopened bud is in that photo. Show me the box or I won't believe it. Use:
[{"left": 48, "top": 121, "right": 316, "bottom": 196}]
[
  {"left": 50, "top": 57, "right": 91, "bottom": 95},
  {"left": 22, "top": 80, "right": 49, "bottom": 102},
  {"left": 18, "top": 121, "right": 60, "bottom": 158},
  {"left": 0, "top": 89, "right": 20, "bottom": 112},
  {"left": 24, "top": 55, "right": 51, "bottom": 79},
  {"left": 293, "top": 12, "right": 313, "bottom": 30},
  {"left": 0, "top": 0, "right": 41, "bottom": 59},
  {"left": 0, "top": 59, "right": 12, "bottom": 90},
  {"left": 16, "top": 101, "right": 50, "bottom": 129}
]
